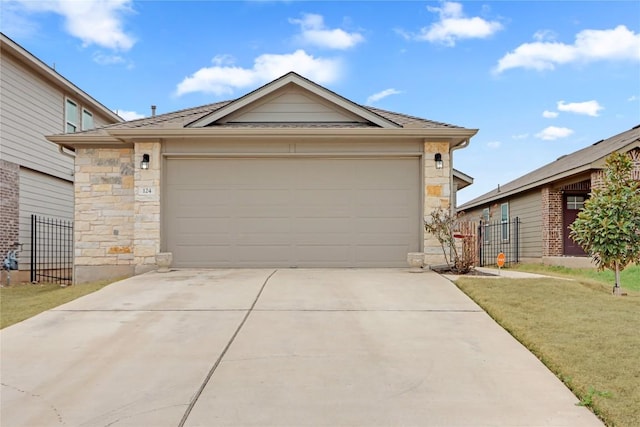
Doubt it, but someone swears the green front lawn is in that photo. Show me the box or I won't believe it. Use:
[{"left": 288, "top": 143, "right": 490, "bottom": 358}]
[{"left": 456, "top": 274, "right": 640, "bottom": 427}]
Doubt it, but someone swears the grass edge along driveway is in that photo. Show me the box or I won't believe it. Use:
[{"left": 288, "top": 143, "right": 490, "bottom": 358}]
[
  {"left": 1, "top": 280, "right": 114, "bottom": 329},
  {"left": 455, "top": 275, "right": 639, "bottom": 427}
]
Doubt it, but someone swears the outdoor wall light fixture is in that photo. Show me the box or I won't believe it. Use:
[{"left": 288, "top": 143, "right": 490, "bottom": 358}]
[
  {"left": 434, "top": 153, "right": 443, "bottom": 169},
  {"left": 140, "top": 154, "right": 150, "bottom": 170}
]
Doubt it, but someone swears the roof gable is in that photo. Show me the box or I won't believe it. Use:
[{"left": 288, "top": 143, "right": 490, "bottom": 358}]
[{"left": 187, "top": 72, "right": 400, "bottom": 128}]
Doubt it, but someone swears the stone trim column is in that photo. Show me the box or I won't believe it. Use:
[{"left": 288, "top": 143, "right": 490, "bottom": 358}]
[
  {"left": 134, "top": 141, "right": 161, "bottom": 274},
  {"left": 423, "top": 141, "right": 450, "bottom": 266}
]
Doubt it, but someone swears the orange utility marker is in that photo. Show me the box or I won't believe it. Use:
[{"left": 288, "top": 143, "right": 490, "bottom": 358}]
[{"left": 496, "top": 252, "right": 506, "bottom": 275}]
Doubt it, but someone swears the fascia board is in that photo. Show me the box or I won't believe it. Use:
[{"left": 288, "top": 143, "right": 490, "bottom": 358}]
[{"left": 106, "top": 127, "right": 478, "bottom": 142}]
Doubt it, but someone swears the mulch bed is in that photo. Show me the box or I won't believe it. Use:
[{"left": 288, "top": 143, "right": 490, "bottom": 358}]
[{"left": 430, "top": 266, "right": 497, "bottom": 276}]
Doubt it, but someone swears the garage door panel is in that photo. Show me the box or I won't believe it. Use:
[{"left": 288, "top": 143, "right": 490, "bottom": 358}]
[{"left": 165, "top": 158, "right": 420, "bottom": 267}]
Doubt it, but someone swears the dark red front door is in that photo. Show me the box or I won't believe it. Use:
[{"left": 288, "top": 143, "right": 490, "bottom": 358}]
[{"left": 563, "top": 194, "right": 587, "bottom": 256}]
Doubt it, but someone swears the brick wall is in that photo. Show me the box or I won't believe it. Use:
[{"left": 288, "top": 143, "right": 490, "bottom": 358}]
[
  {"left": 0, "top": 159, "right": 19, "bottom": 257},
  {"left": 423, "top": 141, "right": 451, "bottom": 266},
  {"left": 541, "top": 186, "right": 563, "bottom": 257}
]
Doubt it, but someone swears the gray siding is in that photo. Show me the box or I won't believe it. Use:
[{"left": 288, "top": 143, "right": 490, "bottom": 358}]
[
  {"left": 18, "top": 168, "right": 74, "bottom": 271},
  {"left": 224, "top": 90, "right": 364, "bottom": 123},
  {"left": 509, "top": 190, "right": 543, "bottom": 259},
  {"left": 0, "top": 51, "right": 115, "bottom": 179},
  {"left": 460, "top": 190, "right": 543, "bottom": 260},
  {"left": 0, "top": 53, "right": 72, "bottom": 180}
]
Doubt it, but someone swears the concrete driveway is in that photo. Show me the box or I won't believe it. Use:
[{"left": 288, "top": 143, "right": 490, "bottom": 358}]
[{"left": 1, "top": 269, "right": 602, "bottom": 426}]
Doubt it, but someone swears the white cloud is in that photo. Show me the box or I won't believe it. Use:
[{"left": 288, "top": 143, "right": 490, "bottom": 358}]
[
  {"left": 13, "top": 0, "right": 135, "bottom": 51},
  {"left": 533, "top": 29, "right": 557, "bottom": 42},
  {"left": 512, "top": 133, "right": 529, "bottom": 140},
  {"left": 366, "top": 88, "right": 402, "bottom": 104},
  {"left": 628, "top": 95, "right": 638, "bottom": 102},
  {"left": 414, "top": 2, "right": 503, "bottom": 46},
  {"left": 542, "top": 110, "right": 559, "bottom": 118},
  {"left": 535, "top": 126, "right": 574, "bottom": 140},
  {"left": 290, "top": 14, "right": 364, "bottom": 50},
  {"left": 116, "top": 110, "right": 145, "bottom": 121},
  {"left": 92, "top": 51, "right": 125, "bottom": 65},
  {"left": 557, "top": 100, "right": 604, "bottom": 117},
  {"left": 487, "top": 141, "right": 501, "bottom": 149},
  {"left": 176, "top": 50, "right": 342, "bottom": 96},
  {"left": 495, "top": 25, "right": 640, "bottom": 73}
]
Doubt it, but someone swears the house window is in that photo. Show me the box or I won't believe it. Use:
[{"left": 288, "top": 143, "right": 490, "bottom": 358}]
[
  {"left": 566, "top": 195, "right": 585, "bottom": 210},
  {"left": 65, "top": 99, "right": 78, "bottom": 133},
  {"left": 482, "top": 208, "right": 490, "bottom": 243},
  {"left": 500, "top": 202, "right": 509, "bottom": 241},
  {"left": 82, "top": 109, "right": 94, "bottom": 130}
]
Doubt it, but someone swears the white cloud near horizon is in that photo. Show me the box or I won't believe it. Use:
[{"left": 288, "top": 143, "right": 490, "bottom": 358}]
[
  {"left": 116, "top": 110, "right": 145, "bottom": 121},
  {"left": 366, "top": 88, "right": 402, "bottom": 104},
  {"left": 535, "top": 126, "right": 574, "bottom": 140},
  {"left": 495, "top": 25, "right": 640, "bottom": 73},
  {"left": 12, "top": 0, "right": 136, "bottom": 51},
  {"left": 512, "top": 133, "right": 529, "bottom": 140},
  {"left": 290, "top": 13, "right": 364, "bottom": 50},
  {"left": 175, "top": 50, "right": 342, "bottom": 96},
  {"left": 411, "top": 1, "right": 503, "bottom": 46},
  {"left": 542, "top": 110, "right": 559, "bottom": 118},
  {"left": 557, "top": 100, "right": 604, "bottom": 117},
  {"left": 487, "top": 141, "right": 501, "bottom": 149}
]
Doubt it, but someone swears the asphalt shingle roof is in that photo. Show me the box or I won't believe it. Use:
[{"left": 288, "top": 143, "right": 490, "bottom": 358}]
[
  {"left": 70, "top": 100, "right": 462, "bottom": 137},
  {"left": 459, "top": 124, "right": 640, "bottom": 210}
]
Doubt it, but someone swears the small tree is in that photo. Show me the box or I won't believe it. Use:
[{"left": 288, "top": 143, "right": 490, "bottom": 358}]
[
  {"left": 570, "top": 152, "right": 640, "bottom": 294},
  {"left": 424, "top": 207, "right": 474, "bottom": 274}
]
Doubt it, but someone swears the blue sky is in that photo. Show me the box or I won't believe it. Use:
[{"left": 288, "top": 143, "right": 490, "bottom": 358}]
[{"left": 2, "top": 0, "right": 639, "bottom": 204}]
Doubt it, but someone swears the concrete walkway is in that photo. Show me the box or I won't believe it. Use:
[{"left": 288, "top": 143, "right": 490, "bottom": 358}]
[{"left": 1, "top": 269, "right": 601, "bottom": 426}]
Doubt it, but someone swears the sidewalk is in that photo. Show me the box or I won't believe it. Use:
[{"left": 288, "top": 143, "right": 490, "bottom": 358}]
[{"left": 441, "top": 266, "right": 554, "bottom": 281}]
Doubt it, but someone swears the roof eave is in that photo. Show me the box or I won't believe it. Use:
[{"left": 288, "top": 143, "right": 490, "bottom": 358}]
[
  {"left": 105, "top": 126, "right": 478, "bottom": 144},
  {"left": 459, "top": 164, "right": 595, "bottom": 210}
]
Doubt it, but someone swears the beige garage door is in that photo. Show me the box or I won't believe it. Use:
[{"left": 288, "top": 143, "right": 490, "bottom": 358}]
[{"left": 164, "top": 157, "right": 420, "bottom": 267}]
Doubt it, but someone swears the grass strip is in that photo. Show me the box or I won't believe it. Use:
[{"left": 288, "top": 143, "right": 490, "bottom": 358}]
[
  {"left": 455, "top": 276, "right": 639, "bottom": 427},
  {"left": 512, "top": 264, "right": 640, "bottom": 292},
  {"left": 1, "top": 281, "right": 114, "bottom": 329}
]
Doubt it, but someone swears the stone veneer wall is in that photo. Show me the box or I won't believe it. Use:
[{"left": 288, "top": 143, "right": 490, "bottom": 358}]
[
  {"left": 423, "top": 141, "right": 451, "bottom": 266},
  {"left": 0, "top": 159, "right": 19, "bottom": 258},
  {"left": 74, "top": 148, "right": 135, "bottom": 283},
  {"left": 133, "top": 141, "right": 161, "bottom": 274},
  {"left": 541, "top": 186, "right": 563, "bottom": 257}
]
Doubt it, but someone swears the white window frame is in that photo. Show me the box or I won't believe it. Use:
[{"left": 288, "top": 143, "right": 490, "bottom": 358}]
[
  {"left": 82, "top": 108, "right": 94, "bottom": 130},
  {"left": 65, "top": 98, "right": 78, "bottom": 133},
  {"left": 482, "top": 208, "right": 490, "bottom": 243},
  {"left": 500, "top": 202, "right": 509, "bottom": 241},
  {"left": 566, "top": 195, "right": 585, "bottom": 210}
]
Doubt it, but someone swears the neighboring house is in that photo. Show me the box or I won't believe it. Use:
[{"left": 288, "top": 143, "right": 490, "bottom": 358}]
[
  {"left": 0, "top": 33, "right": 122, "bottom": 282},
  {"left": 458, "top": 125, "right": 640, "bottom": 267},
  {"left": 49, "top": 72, "right": 478, "bottom": 283}
]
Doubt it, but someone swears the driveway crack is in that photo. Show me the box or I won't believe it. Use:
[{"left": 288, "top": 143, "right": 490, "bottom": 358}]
[{"left": 177, "top": 269, "right": 277, "bottom": 427}]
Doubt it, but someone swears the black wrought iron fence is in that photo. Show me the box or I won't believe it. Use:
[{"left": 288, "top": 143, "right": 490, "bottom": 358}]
[
  {"left": 31, "top": 215, "right": 73, "bottom": 285},
  {"left": 478, "top": 217, "right": 520, "bottom": 267}
]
